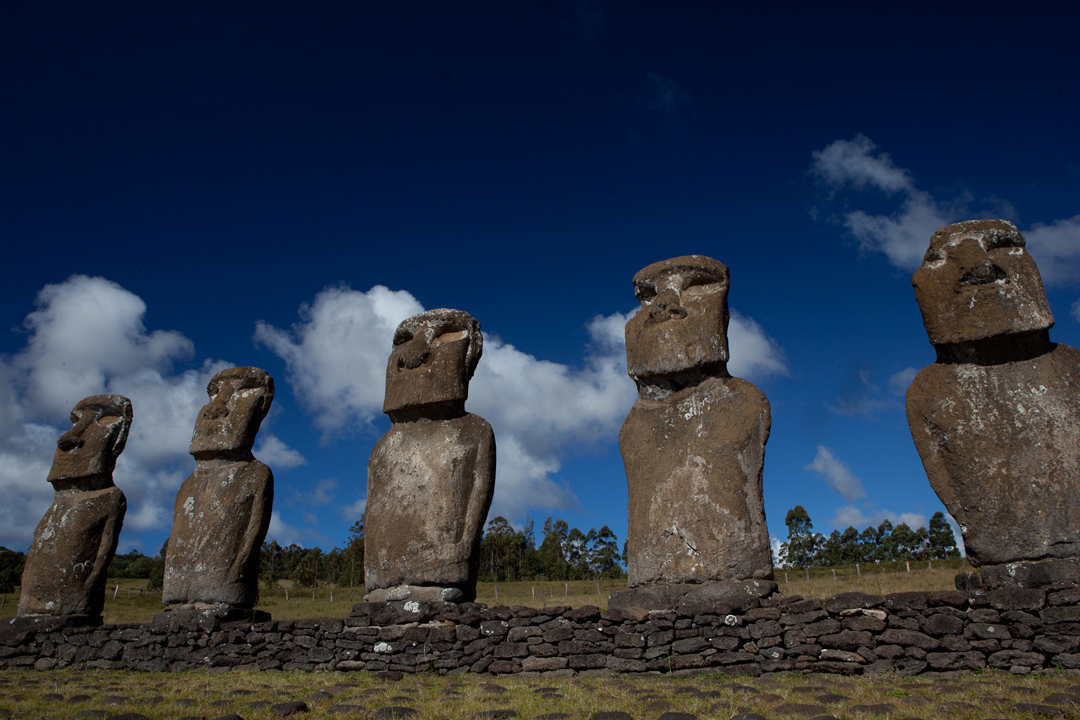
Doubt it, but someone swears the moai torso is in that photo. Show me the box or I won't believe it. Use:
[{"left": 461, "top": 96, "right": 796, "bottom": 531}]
[
  {"left": 163, "top": 459, "right": 273, "bottom": 607},
  {"left": 622, "top": 376, "right": 771, "bottom": 585},
  {"left": 620, "top": 257, "right": 772, "bottom": 588},
  {"left": 162, "top": 367, "right": 275, "bottom": 608},
  {"left": 906, "top": 219, "right": 1080, "bottom": 566},
  {"left": 366, "top": 413, "right": 495, "bottom": 590},
  {"left": 364, "top": 309, "right": 495, "bottom": 602},
  {"left": 19, "top": 395, "right": 132, "bottom": 619}
]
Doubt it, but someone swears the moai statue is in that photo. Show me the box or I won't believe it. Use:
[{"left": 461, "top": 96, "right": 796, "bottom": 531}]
[
  {"left": 907, "top": 219, "right": 1080, "bottom": 584},
  {"left": 161, "top": 367, "right": 274, "bottom": 616},
  {"left": 364, "top": 309, "right": 495, "bottom": 604},
  {"left": 610, "top": 256, "right": 774, "bottom": 612},
  {"left": 18, "top": 395, "right": 132, "bottom": 624}
]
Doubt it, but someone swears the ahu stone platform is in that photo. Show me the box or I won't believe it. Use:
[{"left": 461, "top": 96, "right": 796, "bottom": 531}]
[{"left": 5, "top": 581, "right": 1080, "bottom": 676}]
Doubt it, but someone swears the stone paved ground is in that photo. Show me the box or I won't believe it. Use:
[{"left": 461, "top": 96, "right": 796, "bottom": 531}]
[{"left": 2, "top": 668, "right": 1080, "bottom": 719}]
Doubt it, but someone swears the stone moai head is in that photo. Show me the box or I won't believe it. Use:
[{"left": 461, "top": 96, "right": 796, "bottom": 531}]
[
  {"left": 913, "top": 219, "right": 1054, "bottom": 346},
  {"left": 189, "top": 367, "right": 275, "bottom": 457},
  {"left": 625, "top": 255, "right": 730, "bottom": 384},
  {"left": 47, "top": 395, "right": 133, "bottom": 486},
  {"left": 383, "top": 309, "right": 483, "bottom": 416}
]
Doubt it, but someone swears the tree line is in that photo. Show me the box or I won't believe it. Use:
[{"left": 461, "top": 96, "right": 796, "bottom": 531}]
[{"left": 778, "top": 505, "right": 960, "bottom": 568}]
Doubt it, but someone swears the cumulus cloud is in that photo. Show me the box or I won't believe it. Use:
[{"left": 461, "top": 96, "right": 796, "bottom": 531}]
[
  {"left": 0, "top": 275, "right": 304, "bottom": 552},
  {"left": 729, "top": 311, "right": 788, "bottom": 381},
  {"left": 258, "top": 286, "right": 788, "bottom": 526},
  {"left": 1025, "top": 215, "right": 1080, "bottom": 286},
  {"left": 829, "top": 505, "right": 927, "bottom": 532},
  {"left": 253, "top": 285, "right": 423, "bottom": 437},
  {"left": 804, "top": 446, "right": 865, "bottom": 501},
  {"left": 255, "top": 435, "right": 308, "bottom": 470},
  {"left": 811, "top": 135, "right": 1080, "bottom": 284}
]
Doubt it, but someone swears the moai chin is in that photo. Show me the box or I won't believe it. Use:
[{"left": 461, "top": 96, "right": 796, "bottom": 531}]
[
  {"left": 18, "top": 395, "right": 132, "bottom": 623},
  {"left": 617, "top": 255, "right": 773, "bottom": 606},
  {"left": 365, "top": 309, "right": 495, "bottom": 604},
  {"left": 906, "top": 219, "right": 1080, "bottom": 574},
  {"left": 162, "top": 367, "right": 274, "bottom": 612}
]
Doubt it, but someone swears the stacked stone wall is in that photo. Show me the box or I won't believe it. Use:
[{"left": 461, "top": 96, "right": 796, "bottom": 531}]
[{"left": 4, "top": 588, "right": 1080, "bottom": 677}]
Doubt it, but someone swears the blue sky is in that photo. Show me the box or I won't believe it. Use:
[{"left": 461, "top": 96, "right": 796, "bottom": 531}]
[{"left": 2, "top": 3, "right": 1078, "bottom": 561}]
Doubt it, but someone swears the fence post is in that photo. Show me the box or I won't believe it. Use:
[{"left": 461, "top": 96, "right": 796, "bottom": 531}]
[
  {"left": 495, "top": 584, "right": 498, "bottom": 600},
  {"left": 928, "top": 559, "right": 932, "bottom": 571},
  {"left": 330, "top": 590, "right": 334, "bottom": 603},
  {"left": 312, "top": 588, "right": 316, "bottom": 601},
  {"left": 127, "top": 588, "right": 131, "bottom": 599},
  {"left": 597, "top": 582, "right": 601, "bottom": 596},
  {"left": 565, "top": 583, "right": 568, "bottom": 598},
  {"left": 832, "top": 569, "right": 836, "bottom": 580},
  {"left": 906, "top": 561, "right": 911, "bottom": 573},
  {"left": 856, "top": 563, "right": 860, "bottom": 577},
  {"left": 784, "top": 571, "right": 788, "bottom": 583},
  {"left": 285, "top": 588, "right": 289, "bottom": 601},
  {"left": 804, "top": 567, "right": 809, "bottom": 581},
  {"left": 532, "top": 587, "right": 535, "bottom": 598},
  {"left": 1, "top": 594, "right": 5, "bottom": 609},
  {"left": 114, "top": 585, "right": 120, "bottom": 599}
]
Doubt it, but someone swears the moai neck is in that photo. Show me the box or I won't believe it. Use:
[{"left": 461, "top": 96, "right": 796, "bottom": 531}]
[
  {"left": 50, "top": 474, "right": 113, "bottom": 497},
  {"left": 636, "top": 361, "right": 731, "bottom": 402},
  {"left": 388, "top": 400, "right": 468, "bottom": 425},
  {"left": 934, "top": 328, "right": 1053, "bottom": 366},
  {"left": 193, "top": 450, "right": 255, "bottom": 472}
]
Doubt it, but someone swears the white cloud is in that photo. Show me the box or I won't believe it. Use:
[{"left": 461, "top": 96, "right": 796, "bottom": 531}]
[
  {"left": 266, "top": 510, "right": 303, "bottom": 546},
  {"left": 1025, "top": 215, "right": 1080, "bottom": 286},
  {"left": 1072, "top": 298, "right": 1080, "bottom": 323},
  {"left": 770, "top": 536, "right": 785, "bottom": 566},
  {"left": 811, "top": 133, "right": 913, "bottom": 195},
  {"left": 255, "top": 434, "right": 308, "bottom": 470},
  {"left": 0, "top": 275, "right": 233, "bottom": 551},
  {"left": 887, "top": 367, "right": 919, "bottom": 396},
  {"left": 340, "top": 496, "right": 366, "bottom": 522},
  {"left": 804, "top": 446, "right": 866, "bottom": 501},
  {"left": 253, "top": 285, "right": 423, "bottom": 437},
  {"left": 811, "top": 135, "right": 1080, "bottom": 284},
  {"left": 307, "top": 478, "right": 337, "bottom": 507},
  {"left": 829, "top": 505, "right": 927, "bottom": 532},
  {"left": 728, "top": 311, "right": 788, "bottom": 381}
]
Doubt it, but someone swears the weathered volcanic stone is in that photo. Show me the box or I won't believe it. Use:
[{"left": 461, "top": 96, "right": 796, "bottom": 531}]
[
  {"left": 906, "top": 220, "right": 1080, "bottom": 567},
  {"left": 620, "top": 256, "right": 772, "bottom": 590},
  {"left": 162, "top": 367, "right": 275, "bottom": 609},
  {"left": 18, "top": 395, "right": 132, "bottom": 619},
  {"left": 366, "top": 309, "right": 495, "bottom": 603}
]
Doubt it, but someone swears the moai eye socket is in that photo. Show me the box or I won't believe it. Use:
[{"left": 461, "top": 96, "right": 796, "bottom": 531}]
[
  {"left": 635, "top": 283, "right": 657, "bottom": 303},
  {"left": 393, "top": 328, "right": 414, "bottom": 346},
  {"left": 987, "top": 232, "right": 1024, "bottom": 250},
  {"left": 680, "top": 270, "right": 724, "bottom": 297},
  {"left": 433, "top": 328, "right": 468, "bottom": 344}
]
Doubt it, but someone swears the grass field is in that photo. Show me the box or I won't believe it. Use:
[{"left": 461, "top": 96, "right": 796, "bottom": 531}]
[
  {"left": 2, "top": 665, "right": 1079, "bottom": 720},
  {"left": 0, "top": 560, "right": 973, "bottom": 623}
]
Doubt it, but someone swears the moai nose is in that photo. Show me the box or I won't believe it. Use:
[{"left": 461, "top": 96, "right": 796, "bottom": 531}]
[
  {"left": 204, "top": 394, "right": 230, "bottom": 420},
  {"left": 57, "top": 423, "right": 86, "bottom": 451},
  {"left": 396, "top": 331, "right": 434, "bottom": 370},
  {"left": 958, "top": 261, "right": 1007, "bottom": 287}
]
